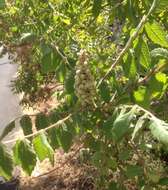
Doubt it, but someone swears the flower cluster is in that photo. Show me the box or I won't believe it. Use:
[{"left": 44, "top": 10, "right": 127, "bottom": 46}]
[{"left": 74, "top": 50, "right": 96, "bottom": 107}]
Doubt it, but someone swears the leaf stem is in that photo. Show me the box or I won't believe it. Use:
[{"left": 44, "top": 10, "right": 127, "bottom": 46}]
[{"left": 97, "top": 0, "right": 157, "bottom": 87}]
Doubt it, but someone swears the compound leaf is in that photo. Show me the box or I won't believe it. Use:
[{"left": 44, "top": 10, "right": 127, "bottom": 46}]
[
  {"left": 0, "top": 120, "right": 15, "bottom": 141},
  {"left": 0, "top": 143, "right": 13, "bottom": 179},
  {"left": 13, "top": 139, "right": 36, "bottom": 175},
  {"left": 20, "top": 115, "right": 33, "bottom": 136},
  {"left": 112, "top": 107, "right": 136, "bottom": 142},
  {"left": 149, "top": 119, "right": 168, "bottom": 145},
  {"left": 145, "top": 22, "right": 168, "bottom": 48},
  {"left": 33, "top": 132, "right": 54, "bottom": 164}
]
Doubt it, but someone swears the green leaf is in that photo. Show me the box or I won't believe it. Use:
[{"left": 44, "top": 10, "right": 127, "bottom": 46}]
[
  {"left": 41, "top": 51, "right": 60, "bottom": 73},
  {"left": 41, "top": 43, "right": 51, "bottom": 55},
  {"left": 33, "top": 132, "right": 54, "bottom": 164},
  {"left": 151, "top": 48, "right": 168, "bottom": 60},
  {"left": 92, "top": 0, "right": 102, "bottom": 18},
  {"left": 108, "top": 182, "right": 119, "bottom": 190},
  {"left": 13, "top": 140, "right": 36, "bottom": 175},
  {"left": 65, "top": 120, "right": 77, "bottom": 137},
  {"left": 107, "top": 157, "right": 118, "bottom": 170},
  {"left": 99, "top": 81, "right": 111, "bottom": 102},
  {"left": 123, "top": 50, "right": 137, "bottom": 79},
  {"left": 57, "top": 123, "right": 73, "bottom": 152},
  {"left": 35, "top": 113, "right": 49, "bottom": 130},
  {"left": 159, "top": 177, "right": 168, "bottom": 185},
  {"left": 136, "top": 38, "right": 151, "bottom": 70},
  {"left": 111, "top": 107, "right": 136, "bottom": 142},
  {"left": 119, "top": 150, "right": 131, "bottom": 161},
  {"left": 64, "top": 71, "right": 75, "bottom": 94},
  {"left": 133, "top": 86, "right": 150, "bottom": 108},
  {"left": 148, "top": 72, "right": 167, "bottom": 98},
  {"left": 84, "top": 134, "right": 101, "bottom": 151},
  {"left": 156, "top": 0, "right": 168, "bottom": 12},
  {"left": 145, "top": 22, "right": 168, "bottom": 48},
  {"left": 0, "top": 0, "right": 5, "bottom": 9},
  {"left": 125, "top": 0, "right": 137, "bottom": 25},
  {"left": 20, "top": 115, "right": 33, "bottom": 136},
  {"left": 125, "top": 165, "right": 143, "bottom": 178},
  {"left": 48, "top": 128, "right": 60, "bottom": 150},
  {"left": 149, "top": 119, "right": 168, "bottom": 146},
  {"left": 0, "top": 143, "right": 13, "bottom": 179},
  {"left": 55, "top": 62, "right": 67, "bottom": 83},
  {"left": 0, "top": 120, "right": 15, "bottom": 140},
  {"left": 40, "top": 44, "right": 62, "bottom": 73},
  {"left": 91, "top": 151, "right": 102, "bottom": 167},
  {"left": 147, "top": 170, "right": 161, "bottom": 183},
  {"left": 101, "top": 108, "right": 120, "bottom": 138},
  {"left": 48, "top": 109, "right": 60, "bottom": 124},
  {"left": 132, "top": 115, "right": 146, "bottom": 140}
]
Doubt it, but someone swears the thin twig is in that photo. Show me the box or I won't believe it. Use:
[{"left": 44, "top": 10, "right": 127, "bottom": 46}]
[
  {"left": 97, "top": 0, "right": 157, "bottom": 87},
  {"left": 138, "top": 62, "right": 167, "bottom": 84},
  {"left": 51, "top": 43, "right": 74, "bottom": 70},
  {"left": 2, "top": 114, "right": 72, "bottom": 145}
]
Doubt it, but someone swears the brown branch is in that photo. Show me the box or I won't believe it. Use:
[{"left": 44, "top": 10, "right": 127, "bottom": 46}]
[
  {"left": 97, "top": 0, "right": 157, "bottom": 87},
  {"left": 2, "top": 114, "right": 72, "bottom": 145},
  {"left": 138, "top": 62, "right": 167, "bottom": 84}
]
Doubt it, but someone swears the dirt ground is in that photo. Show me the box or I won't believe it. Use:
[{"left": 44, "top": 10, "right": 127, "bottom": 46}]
[{"left": 20, "top": 145, "right": 96, "bottom": 190}]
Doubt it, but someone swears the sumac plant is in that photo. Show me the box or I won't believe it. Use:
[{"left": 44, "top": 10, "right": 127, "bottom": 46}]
[{"left": 1, "top": 0, "right": 168, "bottom": 189}]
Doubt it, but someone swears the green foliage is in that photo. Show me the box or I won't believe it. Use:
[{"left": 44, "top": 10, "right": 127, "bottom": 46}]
[
  {"left": 159, "top": 177, "right": 168, "bottom": 185},
  {"left": 0, "top": 0, "right": 5, "bottom": 9},
  {"left": 136, "top": 38, "right": 151, "bottom": 70},
  {"left": 33, "top": 132, "right": 54, "bottom": 164},
  {"left": 133, "top": 86, "right": 150, "bottom": 108},
  {"left": 149, "top": 119, "right": 168, "bottom": 145},
  {"left": 0, "top": 121, "right": 15, "bottom": 141},
  {"left": 35, "top": 113, "right": 49, "bottom": 130},
  {"left": 99, "top": 81, "right": 111, "bottom": 102},
  {"left": 13, "top": 140, "right": 36, "bottom": 175},
  {"left": 125, "top": 165, "right": 143, "bottom": 179},
  {"left": 123, "top": 50, "right": 137, "bottom": 79},
  {"left": 40, "top": 44, "right": 62, "bottom": 73},
  {"left": 57, "top": 123, "right": 73, "bottom": 152},
  {"left": 48, "top": 128, "right": 60, "bottom": 150},
  {"left": 112, "top": 107, "right": 136, "bottom": 142},
  {"left": 1, "top": 0, "right": 168, "bottom": 188},
  {"left": 151, "top": 48, "right": 168, "bottom": 60},
  {"left": 92, "top": 0, "right": 102, "bottom": 18},
  {"left": 20, "top": 115, "right": 33, "bottom": 136},
  {"left": 145, "top": 22, "right": 168, "bottom": 48},
  {"left": 0, "top": 144, "right": 13, "bottom": 179}
]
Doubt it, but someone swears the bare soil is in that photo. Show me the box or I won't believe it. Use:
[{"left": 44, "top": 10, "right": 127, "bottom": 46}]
[{"left": 20, "top": 146, "right": 96, "bottom": 190}]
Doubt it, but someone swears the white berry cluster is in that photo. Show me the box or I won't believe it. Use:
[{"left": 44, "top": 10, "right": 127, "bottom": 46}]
[{"left": 74, "top": 50, "right": 96, "bottom": 107}]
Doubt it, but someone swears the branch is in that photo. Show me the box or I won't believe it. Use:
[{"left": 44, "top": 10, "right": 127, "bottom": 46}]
[
  {"left": 51, "top": 43, "right": 74, "bottom": 70},
  {"left": 97, "top": 0, "right": 157, "bottom": 87},
  {"left": 138, "top": 62, "right": 167, "bottom": 84},
  {"left": 2, "top": 114, "right": 72, "bottom": 145},
  {"left": 124, "top": 104, "right": 157, "bottom": 120}
]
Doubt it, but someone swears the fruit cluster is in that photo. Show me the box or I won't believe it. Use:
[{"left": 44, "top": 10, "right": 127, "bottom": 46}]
[{"left": 74, "top": 50, "right": 96, "bottom": 107}]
